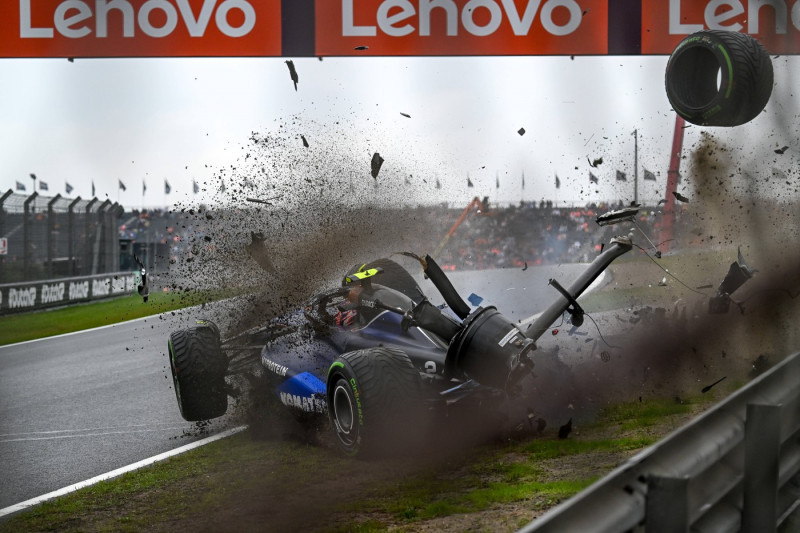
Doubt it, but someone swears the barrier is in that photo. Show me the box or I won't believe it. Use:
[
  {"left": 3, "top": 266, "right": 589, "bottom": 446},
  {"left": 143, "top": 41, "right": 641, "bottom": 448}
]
[
  {"left": 0, "top": 272, "right": 136, "bottom": 315},
  {"left": 519, "top": 351, "right": 800, "bottom": 532}
]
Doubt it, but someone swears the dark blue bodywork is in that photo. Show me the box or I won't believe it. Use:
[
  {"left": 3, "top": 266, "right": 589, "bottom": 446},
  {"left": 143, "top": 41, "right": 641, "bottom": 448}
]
[{"left": 260, "top": 309, "right": 450, "bottom": 416}]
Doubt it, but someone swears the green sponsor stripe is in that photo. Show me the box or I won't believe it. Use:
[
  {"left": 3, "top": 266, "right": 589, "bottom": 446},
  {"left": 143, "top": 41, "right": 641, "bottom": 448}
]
[
  {"left": 328, "top": 360, "right": 344, "bottom": 377},
  {"left": 717, "top": 44, "right": 734, "bottom": 99}
]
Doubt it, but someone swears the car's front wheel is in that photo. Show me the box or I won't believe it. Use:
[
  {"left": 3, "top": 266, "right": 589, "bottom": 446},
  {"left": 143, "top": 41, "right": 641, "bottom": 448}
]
[
  {"left": 326, "top": 347, "right": 424, "bottom": 457},
  {"left": 168, "top": 320, "right": 228, "bottom": 421}
]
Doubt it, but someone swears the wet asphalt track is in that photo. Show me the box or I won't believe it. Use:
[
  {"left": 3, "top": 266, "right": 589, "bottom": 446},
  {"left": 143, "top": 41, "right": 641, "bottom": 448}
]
[{"left": 0, "top": 263, "right": 597, "bottom": 511}]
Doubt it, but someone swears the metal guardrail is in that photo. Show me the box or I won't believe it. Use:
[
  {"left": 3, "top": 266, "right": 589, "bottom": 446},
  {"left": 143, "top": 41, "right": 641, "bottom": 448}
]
[{"left": 519, "top": 351, "right": 800, "bottom": 533}]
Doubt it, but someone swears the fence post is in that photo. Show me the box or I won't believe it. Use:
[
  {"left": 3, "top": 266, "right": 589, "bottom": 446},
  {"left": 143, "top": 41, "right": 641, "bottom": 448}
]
[
  {"left": 94, "top": 200, "right": 111, "bottom": 274},
  {"left": 743, "top": 403, "right": 781, "bottom": 533},
  {"left": 83, "top": 198, "right": 97, "bottom": 276},
  {"left": 46, "top": 194, "right": 61, "bottom": 278},
  {"left": 110, "top": 203, "right": 123, "bottom": 272},
  {"left": 646, "top": 475, "right": 689, "bottom": 533},
  {"left": 23, "top": 192, "right": 38, "bottom": 281},
  {"left": 0, "top": 189, "right": 12, "bottom": 282},
  {"left": 67, "top": 197, "right": 81, "bottom": 276}
]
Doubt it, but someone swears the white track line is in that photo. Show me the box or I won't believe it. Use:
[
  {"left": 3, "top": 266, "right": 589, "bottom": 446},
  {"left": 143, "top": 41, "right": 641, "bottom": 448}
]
[{"left": 0, "top": 425, "right": 247, "bottom": 519}]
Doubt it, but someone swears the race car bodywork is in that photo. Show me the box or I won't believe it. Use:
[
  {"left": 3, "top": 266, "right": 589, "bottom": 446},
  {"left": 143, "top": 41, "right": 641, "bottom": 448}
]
[{"left": 168, "top": 212, "right": 639, "bottom": 456}]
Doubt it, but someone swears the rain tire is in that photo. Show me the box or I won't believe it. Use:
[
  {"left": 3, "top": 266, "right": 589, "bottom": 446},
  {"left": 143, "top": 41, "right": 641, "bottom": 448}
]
[
  {"left": 665, "top": 30, "right": 772, "bottom": 127},
  {"left": 326, "top": 347, "right": 424, "bottom": 457},
  {"left": 168, "top": 320, "right": 228, "bottom": 421}
]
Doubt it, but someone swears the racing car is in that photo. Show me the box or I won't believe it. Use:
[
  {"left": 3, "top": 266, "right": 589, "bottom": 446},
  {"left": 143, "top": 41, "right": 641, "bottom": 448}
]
[{"left": 167, "top": 207, "right": 641, "bottom": 456}]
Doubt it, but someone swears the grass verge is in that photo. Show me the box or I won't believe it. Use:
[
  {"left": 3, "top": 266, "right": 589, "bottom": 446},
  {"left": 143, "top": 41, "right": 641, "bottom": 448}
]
[
  {"left": 0, "top": 288, "right": 242, "bottom": 346},
  {"left": 1, "top": 393, "right": 725, "bottom": 533}
]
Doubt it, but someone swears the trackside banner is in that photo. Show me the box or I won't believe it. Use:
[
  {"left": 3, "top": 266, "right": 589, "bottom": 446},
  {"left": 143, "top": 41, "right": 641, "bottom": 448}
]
[
  {"left": 1, "top": 0, "right": 798, "bottom": 57},
  {"left": 643, "top": 0, "right": 800, "bottom": 54},
  {"left": 0, "top": 272, "right": 135, "bottom": 315},
  {"left": 316, "top": 0, "right": 609, "bottom": 56},
  {"left": 0, "top": 0, "right": 281, "bottom": 57}
]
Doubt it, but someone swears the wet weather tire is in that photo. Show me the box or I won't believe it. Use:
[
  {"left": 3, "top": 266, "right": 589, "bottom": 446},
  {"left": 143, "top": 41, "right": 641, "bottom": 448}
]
[
  {"left": 665, "top": 30, "right": 772, "bottom": 127},
  {"left": 326, "top": 347, "right": 424, "bottom": 457},
  {"left": 168, "top": 320, "right": 228, "bottom": 421}
]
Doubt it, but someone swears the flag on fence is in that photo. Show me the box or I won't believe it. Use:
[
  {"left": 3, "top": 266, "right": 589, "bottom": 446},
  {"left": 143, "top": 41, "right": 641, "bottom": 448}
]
[
  {"left": 521, "top": 171, "right": 525, "bottom": 189},
  {"left": 616, "top": 170, "right": 627, "bottom": 182},
  {"left": 467, "top": 175, "right": 474, "bottom": 188},
  {"left": 192, "top": 179, "right": 199, "bottom": 194},
  {"left": 91, "top": 181, "right": 95, "bottom": 196},
  {"left": 435, "top": 178, "right": 441, "bottom": 189},
  {"left": 644, "top": 169, "right": 656, "bottom": 181},
  {"left": 30, "top": 173, "right": 37, "bottom": 181},
  {"left": 589, "top": 172, "right": 599, "bottom": 184},
  {"left": 143, "top": 180, "right": 147, "bottom": 195},
  {"left": 165, "top": 180, "right": 171, "bottom": 194},
  {"left": 39, "top": 181, "right": 49, "bottom": 191},
  {"left": 555, "top": 173, "right": 561, "bottom": 189},
  {"left": 118, "top": 179, "right": 126, "bottom": 191},
  {"left": 65, "top": 182, "right": 73, "bottom": 194},
  {"left": 15, "top": 181, "right": 25, "bottom": 191}
]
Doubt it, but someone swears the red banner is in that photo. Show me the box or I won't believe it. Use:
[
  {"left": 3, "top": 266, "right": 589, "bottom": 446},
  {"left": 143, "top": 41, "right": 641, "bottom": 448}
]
[
  {"left": 643, "top": 0, "right": 800, "bottom": 54},
  {"left": 0, "top": 0, "right": 281, "bottom": 57},
  {"left": 316, "top": 0, "right": 609, "bottom": 56}
]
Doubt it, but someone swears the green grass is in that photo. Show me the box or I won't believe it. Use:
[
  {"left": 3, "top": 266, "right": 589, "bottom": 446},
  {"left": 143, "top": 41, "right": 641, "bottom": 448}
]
[
  {"left": 1, "top": 391, "right": 714, "bottom": 532},
  {"left": 0, "top": 288, "right": 240, "bottom": 346}
]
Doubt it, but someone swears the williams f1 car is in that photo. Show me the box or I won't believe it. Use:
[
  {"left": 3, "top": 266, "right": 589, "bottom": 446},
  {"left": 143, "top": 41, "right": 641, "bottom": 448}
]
[{"left": 167, "top": 208, "right": 642, "bottom": 456}]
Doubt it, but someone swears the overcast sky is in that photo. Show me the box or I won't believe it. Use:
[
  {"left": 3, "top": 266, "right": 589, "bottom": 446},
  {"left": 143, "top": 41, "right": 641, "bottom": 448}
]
[{"left": 1, "top": 54, "right": 798, "bottom": 209}]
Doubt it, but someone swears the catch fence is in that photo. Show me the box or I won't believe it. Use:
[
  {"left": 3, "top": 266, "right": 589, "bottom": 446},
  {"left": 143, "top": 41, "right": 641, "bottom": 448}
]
[{"left": 0, "top": 190, "right": 123, "bottom": 283}]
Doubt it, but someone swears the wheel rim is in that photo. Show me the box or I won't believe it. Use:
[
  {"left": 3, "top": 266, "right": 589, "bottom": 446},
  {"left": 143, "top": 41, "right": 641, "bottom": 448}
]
[{"left": 332, "top": 379, "right": 357, "bottom": 447}]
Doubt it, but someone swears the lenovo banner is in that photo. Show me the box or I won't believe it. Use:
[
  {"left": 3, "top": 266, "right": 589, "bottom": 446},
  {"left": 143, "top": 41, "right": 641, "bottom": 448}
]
[
  {"left": 316, "top": 0, "right": 609, "bottom": 56},
  {"left": 643, "top": 0, "right": 800, "bottom": 54},
  {"left": 0, "top": 0, "right": 281, "bottom": 57}
]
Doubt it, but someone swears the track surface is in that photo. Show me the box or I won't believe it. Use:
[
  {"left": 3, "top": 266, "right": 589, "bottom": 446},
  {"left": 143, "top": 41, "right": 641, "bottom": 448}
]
[
  {"left": 0, "top": 263, "right": 595, "bottom": 511},
  {"left": 0, "top": 313, "right": 234, "bottom": 509}
]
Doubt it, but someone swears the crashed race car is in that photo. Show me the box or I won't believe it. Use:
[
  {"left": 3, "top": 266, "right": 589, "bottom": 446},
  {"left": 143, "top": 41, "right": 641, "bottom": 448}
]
[{"left": 166, "top": 206, "right": 750, "bottom": 456}]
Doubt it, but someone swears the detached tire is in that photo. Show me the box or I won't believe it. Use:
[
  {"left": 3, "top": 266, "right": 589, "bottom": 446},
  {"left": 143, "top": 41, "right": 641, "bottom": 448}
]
[
  {"left": 665, "top": 30, "right": 772, "bottom": 126},
  {"left": 326, "top": 347, "right": 424, "bottom": 457},
  {"left": 168, "top": 320, "right": 228, "bottom": 421}
]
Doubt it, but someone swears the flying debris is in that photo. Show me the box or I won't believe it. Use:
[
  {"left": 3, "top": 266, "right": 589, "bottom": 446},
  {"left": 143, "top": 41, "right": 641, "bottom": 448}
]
[
  {"left": 134, "top": 255, "right": 150, "bottom": 303},
  {"left": 370, "top": 152, "right": 384, "bottom": 179},
  {"left": 672, "top": 191, "right": 689, "bottom": 203},
  {"left": 701, "top": 376, "right": 727, "bottom": 393},
  {"left": 657, "top": 198, "right": 667, "bottom": 206},
  {"left": 558, "top": 418, "right": 572, "bottom": 439},
  {"left": 354, "top": 45, "right": 369, "bottom": 50},
  {"left": 285, "top": 60, "right": 299, "bottom": 91},
  {"left": 517, "top": 127, "right": 526, "bottom": 136},
  {"left": 246, "top": 197, "right": 278, "bottom": 205},
  {"left": 522, "top": 261, "right": 528, "bottom": 271},
  {"left": 774, "top": 145, "right": 789, "bottom": 154},
  {"left": 246, "top": 232, "right": 275, "bottom": 273},
  {"left": 301, "top": 135, "right": 309, "bottom": 148},
  {"left": 708, "top": 247, "right": 756, "bottom": 314},
  {"left": 588, "top": 156, "right": 603, "bottom": 167},
  {"left": 400, "top": 112, "right": 411, "bottom": 118},
  {"left": 67, "top": 57, "right": 74, "bottom": 63}
]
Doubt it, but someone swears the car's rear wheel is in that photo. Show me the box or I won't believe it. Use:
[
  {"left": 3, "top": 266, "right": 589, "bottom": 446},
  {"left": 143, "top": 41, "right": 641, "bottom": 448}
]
[
  {"left": 168, "top": 320, "right": 228, "bottom": 421},
  {"left": 326, "top": 347, "right": 424, "bottom": 457}
]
